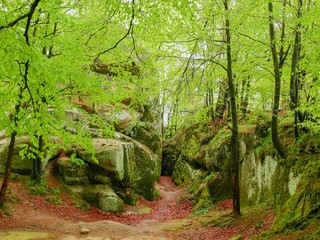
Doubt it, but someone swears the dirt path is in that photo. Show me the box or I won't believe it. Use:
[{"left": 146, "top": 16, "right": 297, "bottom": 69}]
[
  {"left": 0, "top": 176, "right": 194, "bottom": 239},
  {"left": 0, "top": 173, "right": 278, "bottom": 240}
]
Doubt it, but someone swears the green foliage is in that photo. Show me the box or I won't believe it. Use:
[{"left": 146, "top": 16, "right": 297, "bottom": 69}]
[
  {"left": 73, "top": 199, "right": 90, "bottom": 211},
  {"left": 210, "top": 127, "right": 232, "bottom": 150},
  {"left": 153, "top": 189, "right": 160, "bottom": 200},
  {"left": 199, "top": 173, "right": 215, "bottom": 183},
  {"left": 26, "top": 176, "right": 62, "bottom": 205},
  {"left": 70, "top": 193, "right": 90, "bottom": 211},
  {"left": 177, "top": 193, "right": 195, "bottom": 205},
  {"left": 190, "top": 198, "right": 215, "bottom": 217},
  {"left": 71, "top": 154, "right": 85, "bottom": 166},
  {"left": 255, "top": 135, "right": 272, "bottom": 156}
]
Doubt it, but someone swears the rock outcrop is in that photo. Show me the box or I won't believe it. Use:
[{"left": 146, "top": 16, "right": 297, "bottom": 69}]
[
  {"left": 55, "top": 134, "right": 161, "bottom": 211},
  {"left": 0, "top": 136, "right": 58, "bottom": 175},
  {"left": 165, "top": 121, "right": 318, "bottom": 229}
]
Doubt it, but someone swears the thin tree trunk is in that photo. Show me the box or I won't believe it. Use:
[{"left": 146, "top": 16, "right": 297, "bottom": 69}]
[
  {"left": 224, "top": 0, "right": 240, "bottom": 218},
  {"left": 268, "top": 1, "right": 287, "bottom": 159},
  {"left": 215, "top": 80, "right": 228, "bottom": 120},
  {"left": 240, "top": 77, "right": 250, "bottom": 118},
  {"left": 32, "top": 134, "right": 43, "bottom": 181},
  {"left": 290, "top": 0, "right": 302, "bottom": 139},
  {"left": 0, "top": 86, "right": 24, "bottom": 207}
]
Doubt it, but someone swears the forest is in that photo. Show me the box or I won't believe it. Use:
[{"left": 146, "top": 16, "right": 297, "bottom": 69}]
[{"left": 0, "top": 0, "right": 319, "bottom": 239}]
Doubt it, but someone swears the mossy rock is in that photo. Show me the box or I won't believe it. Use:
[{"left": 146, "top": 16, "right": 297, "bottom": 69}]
[
  {"left": 56, "top": 157, "right": 90, "bottom": 185},
  {"left": 172, "top": 156, "right": 195, "bottom": 186},
  {"left": 272, "top": 161, "right": 320, "bottom": 231},
  {"left": 130, "top": 125, "right": 161, "bottom": 155},
  {"left": 69, "top": 184, "right": 125, "bottom": 213},
  {"left": 207, "top": 171, "right": 233, "bottom": 204}
]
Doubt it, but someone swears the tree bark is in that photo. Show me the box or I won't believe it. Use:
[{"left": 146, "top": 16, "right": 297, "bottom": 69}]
[
  {"left": 0, "top": 86, "right": 24, "bottom": 207},
  {"left": 268, "top": 1, "right": 287, "bottom": 159},
  {"left": 289, "top": 0, "right": 302, "bottom": 139},
  {"left": 240, "top": 77, "right": 250, "bottom": 118},
  {"left": 224, "top": 0, "right": 240, "bottom": 218},
  {"left": 215, "top": 79, "right": 228, "bottom": 120}
]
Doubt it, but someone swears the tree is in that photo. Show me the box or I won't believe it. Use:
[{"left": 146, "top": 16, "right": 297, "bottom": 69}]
[
  {"left": 268, "top": 0, "right": 288, "bottom": 159},
  {"left": 0, "top": 0, "right": 134, "bottom": 205},
  {"left": 0, "top": 0, "right": 41, "bottom": 206},
  {"left": 223, "top": 0, "right": 240, "bottom": 218}
]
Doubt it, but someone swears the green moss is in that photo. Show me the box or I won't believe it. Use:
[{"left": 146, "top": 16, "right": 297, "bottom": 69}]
[
  {"left": 270, "top": 159, "right": 320, "bottom": 232},
  {"left": 210, "top": 127, "right": 232, "bottom": 150},
  {"left": 172, "top": 156, "right": 194, "bottom": 186},
  {"left": 255, "top": 135, "right": 272, "bottom": 156}
]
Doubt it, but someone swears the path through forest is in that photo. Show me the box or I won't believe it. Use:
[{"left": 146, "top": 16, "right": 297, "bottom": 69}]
[
  {"left": 0, "top": 176, "right": 196, "bottom": 239},
  {"left": 0, "top": 171, "right": 276, "bottom": 240}
]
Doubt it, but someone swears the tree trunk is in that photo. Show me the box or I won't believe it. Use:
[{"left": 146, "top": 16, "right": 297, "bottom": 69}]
[
  {"left": 215, "top": 79, "right": 228, "bottom": 120},
  {"left": 268, "top": 1, "right": 287, "bottom": 159},
  {"left": 224, "top": 0, "right": 240, "bottom": 218},
  {"left": 0, "top": 86, "right": 24, "bottom": 207},
  {"left": 289, "top": 0, "right": 302, "bottom": 139},
  {"left": 240, "top": 77, "right": 251, "bottom": 118},
  {"left": 32, "top": 134, "right": 43, "bottom": 181},
  {"left": 0, "top": 131, "right": 17, "bottom": 207}
]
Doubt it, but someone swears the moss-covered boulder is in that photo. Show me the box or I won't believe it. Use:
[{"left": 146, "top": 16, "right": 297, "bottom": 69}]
[
  {"left": 172, "top": 156, "right": 196, "bottom": 186},
  {"left": 55, "top": 157, "right": 90, "bottom": 185},
  {"left": 76, "top": 139, "right": 131, "bottom": 182},
  {"left": 69, "top": 184, "right": 125, "bottom": 213},
  {"left": 115, "top": 132, "right": 161, "bottom": 201},
  {"left": 97, "top": 104, "right": 143, "bottom": 135},
  {"left": 133, "top": 140, "right": 161, "bottom": 200},
  {"left": 163, "top": 125, "right": 209, "bottom": 176},
  {"left": 207, "top": 171, "right": 233, "bottom": 203},
  {"left": 0, "top": 136, "right": 57, "bottom": 175},
  {"left": 130, "top": 124, "right": 161, "bottom": 156},
  {"left": 272, "top": 161, "right": 320, "bottom": 231},
  {"left": 161, "top": 127, "right": 189, "bottom": 176},
  {"left": 239, "top": 148, "right": 300, "bottom": 206}
]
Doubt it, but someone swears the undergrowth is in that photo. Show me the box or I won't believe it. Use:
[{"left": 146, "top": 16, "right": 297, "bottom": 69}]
[
  {"left": 26, "top": 176, "right": 62, "bottom": 205},
  {"left": 70, "top": 193, "right": 90, "bottom": 211}
]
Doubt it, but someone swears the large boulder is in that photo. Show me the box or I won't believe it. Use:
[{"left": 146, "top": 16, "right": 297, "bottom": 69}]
[
  {"left": 116, "top": 132, "right": 161, "bottom": 201},
  {"left": 134, "top": 141, "right": 161, "bottom": 200},
  {"left": 97, "top": 104, "right": 143, "bottom": 135},
  {"left": 69, "top": 184, "right": 125, "bottom": 213},
  {"left": 76, "top": 139, "right": 133, "bottom": 182},
  {"left": 0, "top": 136, "right": 58, "bottom": 175},
  {"left": 206, "top": 172, "right": 233, "bottom": 203},
  {"left": 172, "top": 156, "right": 196, "bottom": 186},
  {"left": 130, "top": 124, "right": 161, "bottom": 156},
  {"left": 272, "top": 165, "right": 319, "bottom": 231},
  {"left": 55, "top": 157, "right": 90, "bottom": 185}
]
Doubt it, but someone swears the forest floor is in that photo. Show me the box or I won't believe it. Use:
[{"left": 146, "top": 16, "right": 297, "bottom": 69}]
[{"left": 0, "top": 171, "right": 315, "bottom": 240}]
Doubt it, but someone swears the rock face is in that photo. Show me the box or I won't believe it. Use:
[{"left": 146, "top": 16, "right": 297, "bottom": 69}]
[
  {"left": 69, "top": 184, "right": 125, "bottom": 213},
  {"left": 167, "top": 121, "right": 319, "bottom": 230},
  {"left": 56, "top": 157, "right": 90, "bottom": 185},
  {"left": 116, "top": 133, "right": 161, "bottom": 201},
  {"left": 76, "top": 139, "right": 130, "bottom": 182},
  {"left": 167, "top": 122, "right": 302, "bottom": 207},
  {"left": 0, "top": 136, "right": 57, "bottom": 175},
  {"left": 97, "top": 104, "right": 143, "bottom": 135},
  {"left": 272, "top": 166, "right": 320, "bottom": 231},
  {"left": 55, "top": 134, "right": 161, "bottom": 212}
]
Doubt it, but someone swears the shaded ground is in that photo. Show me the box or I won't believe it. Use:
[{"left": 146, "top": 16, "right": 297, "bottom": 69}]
[{"left": 0, "top": 171, "right": 316, "bottom": 240}]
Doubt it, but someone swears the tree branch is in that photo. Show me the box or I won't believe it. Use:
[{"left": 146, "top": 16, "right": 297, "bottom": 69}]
[
  {"left": 94, "top": 0, "right": 135, "bottom": 60},
  {"left": 0, "top": 0, "right": 41, "bottom": 44}
]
